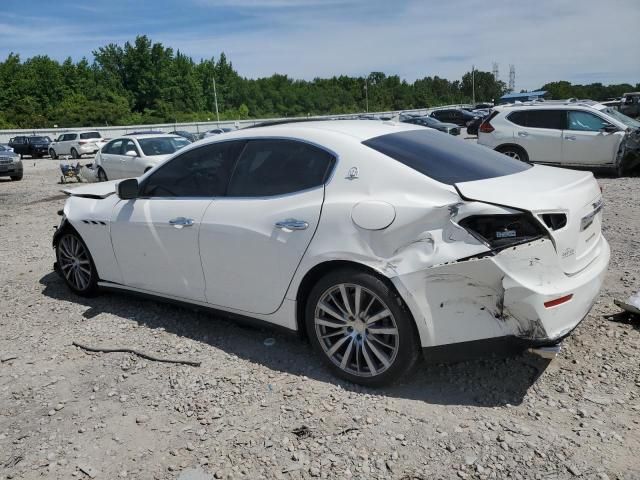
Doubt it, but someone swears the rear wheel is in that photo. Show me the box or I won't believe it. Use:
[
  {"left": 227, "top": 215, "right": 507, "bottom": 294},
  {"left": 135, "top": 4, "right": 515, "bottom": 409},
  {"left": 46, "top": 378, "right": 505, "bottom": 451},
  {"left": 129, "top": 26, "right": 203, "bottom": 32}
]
[
  {"left": 97, "top": 167, "right": 108, "bottom": 182},
  {"left": 56, "top": 231, "right": 98, "bottom": 296},
  {"left": 497, "top": 145, "right": 529, "bottom": 163},
  {"left": 305, "top": 269, "right": 419, "bottom": 387}
]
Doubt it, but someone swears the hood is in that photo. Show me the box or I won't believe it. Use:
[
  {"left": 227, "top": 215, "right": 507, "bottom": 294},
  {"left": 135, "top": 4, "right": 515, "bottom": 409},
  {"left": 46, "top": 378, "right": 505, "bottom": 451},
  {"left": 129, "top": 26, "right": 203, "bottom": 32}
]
[
  {"left": 455, "top": 164, "right": 603, "bottom": 275},
  {"left": 62, "top": 180, "right": 118, "bottom": 199}
]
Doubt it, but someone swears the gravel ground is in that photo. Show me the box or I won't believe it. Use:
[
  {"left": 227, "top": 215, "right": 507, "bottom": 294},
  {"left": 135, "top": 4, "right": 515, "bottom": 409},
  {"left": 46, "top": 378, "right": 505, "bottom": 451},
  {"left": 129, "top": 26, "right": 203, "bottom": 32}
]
[{"left": 1, "top": 160, "right": 639, "bottom": 480}]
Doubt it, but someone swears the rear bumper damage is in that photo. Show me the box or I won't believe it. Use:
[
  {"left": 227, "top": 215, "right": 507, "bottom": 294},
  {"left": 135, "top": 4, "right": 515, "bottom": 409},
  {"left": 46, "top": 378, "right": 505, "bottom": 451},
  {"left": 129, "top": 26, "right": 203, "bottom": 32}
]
[{"left": 393, "top": 236, "right": 610, "bottom": 361}]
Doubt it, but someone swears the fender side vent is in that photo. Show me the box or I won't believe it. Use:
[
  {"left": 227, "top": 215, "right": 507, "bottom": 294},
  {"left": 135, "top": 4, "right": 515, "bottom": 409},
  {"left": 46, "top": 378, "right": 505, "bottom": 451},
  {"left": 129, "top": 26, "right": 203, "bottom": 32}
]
[{"left": 541, "top": 213, "right": 567, "bottom": 231}]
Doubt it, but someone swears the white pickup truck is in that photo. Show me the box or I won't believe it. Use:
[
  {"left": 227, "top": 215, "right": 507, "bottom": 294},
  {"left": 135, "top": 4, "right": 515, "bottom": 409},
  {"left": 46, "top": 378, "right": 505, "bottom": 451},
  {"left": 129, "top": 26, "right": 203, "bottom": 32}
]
[{"left": 49, "top": 131, "right": 107, "bottom": 159}]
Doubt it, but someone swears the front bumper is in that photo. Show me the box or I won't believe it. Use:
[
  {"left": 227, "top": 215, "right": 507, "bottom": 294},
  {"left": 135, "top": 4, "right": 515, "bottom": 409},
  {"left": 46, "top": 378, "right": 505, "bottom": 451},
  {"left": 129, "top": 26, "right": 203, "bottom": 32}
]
[
  {"left": 393, "top": 236, "right": 610, "bottom": 354},
  {"left": 0, "top": 161, "right": 23, "bottom": 176}
]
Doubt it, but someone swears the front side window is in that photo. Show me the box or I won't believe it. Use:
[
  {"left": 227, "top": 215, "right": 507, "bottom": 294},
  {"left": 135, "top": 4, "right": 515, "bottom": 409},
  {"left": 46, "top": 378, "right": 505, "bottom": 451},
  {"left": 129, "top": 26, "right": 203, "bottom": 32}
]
[
  {"left": 140, "top": 141, "right": 245, "bottom": 198},
  {"left": 226, "top": 139, "right": 335, "bottom": 197},
  {"left": 137, "top": 137, "right": 190, "bottom": 156},
  {"left": 567, "top": 111, "right": 610, "bottom": 131},
  {"left": 363, "top": 129, "right": 531, "bottom": 185},
  {"left": 104, "top": 139, "right": 123, "bottom": 155},
  {"left": 66, "top": 134, "right": 78, "bottom": 141}
]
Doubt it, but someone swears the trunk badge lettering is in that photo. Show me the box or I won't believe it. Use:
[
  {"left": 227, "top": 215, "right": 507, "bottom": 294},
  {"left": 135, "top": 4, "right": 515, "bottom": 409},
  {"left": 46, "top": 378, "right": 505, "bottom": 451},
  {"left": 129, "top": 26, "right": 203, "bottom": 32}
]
[{"left": 562, "top": 247, "right": 575, "bottom": 258}]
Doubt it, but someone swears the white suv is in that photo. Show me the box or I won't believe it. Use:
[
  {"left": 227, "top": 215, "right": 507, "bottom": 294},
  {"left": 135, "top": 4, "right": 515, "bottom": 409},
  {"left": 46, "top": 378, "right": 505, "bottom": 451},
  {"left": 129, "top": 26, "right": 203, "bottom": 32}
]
[
  {"left": 49, "top": 131, "right": 107, "bottom": 159},
  {"left": 478, "top": 102, "right": 640, "bottom": 176}
]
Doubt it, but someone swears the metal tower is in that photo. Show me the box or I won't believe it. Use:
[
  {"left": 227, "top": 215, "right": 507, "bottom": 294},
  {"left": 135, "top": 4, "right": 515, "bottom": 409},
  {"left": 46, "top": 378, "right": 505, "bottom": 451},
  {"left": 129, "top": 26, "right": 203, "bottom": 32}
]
[
  {"left": 492, "top": 62, "right": 499, "bottom": 81},
  {"left": 508, "top": 64, "right": 516, "bottom": 92}
]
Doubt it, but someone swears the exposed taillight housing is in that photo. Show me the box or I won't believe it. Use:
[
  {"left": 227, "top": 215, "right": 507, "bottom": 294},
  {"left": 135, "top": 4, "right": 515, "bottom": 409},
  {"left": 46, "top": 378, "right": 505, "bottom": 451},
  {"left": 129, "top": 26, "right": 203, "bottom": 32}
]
[
  {"left": 478, "top": 121, "right": 494, "bottom": 133},
  {"left": 459, "top": 214, "right": 547, "bottom": 249},
  {"left": 479, "top": 110, "right": 499, "bottom": 134}
]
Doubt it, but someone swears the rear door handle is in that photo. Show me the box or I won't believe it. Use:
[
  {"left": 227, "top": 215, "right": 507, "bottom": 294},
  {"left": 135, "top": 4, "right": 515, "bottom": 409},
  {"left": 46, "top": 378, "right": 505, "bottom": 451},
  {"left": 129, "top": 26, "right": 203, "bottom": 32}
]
[
  {"left": 564, "top": 135, "right": 577, "bottom": 141},
  {"left": 517, "top": 131, "right": 529, "bottom": 137},
  {"left": 169, "top": 217, "right": 194, "bottom": 228},
  {"left": 275, "top": 219, "right": 309, "bottom": 231}
]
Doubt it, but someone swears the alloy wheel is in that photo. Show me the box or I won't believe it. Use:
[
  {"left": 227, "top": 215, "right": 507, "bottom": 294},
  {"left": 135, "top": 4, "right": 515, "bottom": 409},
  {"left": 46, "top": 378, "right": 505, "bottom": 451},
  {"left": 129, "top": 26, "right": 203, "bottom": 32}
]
[
  {"left": 503, "top": 150, "right": 521, "bottom": 161},
  {"left": 58, "top": 234, "right": 93, "bottom": 291},
  {"left": 314, "top": 283, "right": 399, "bottom": 377}
]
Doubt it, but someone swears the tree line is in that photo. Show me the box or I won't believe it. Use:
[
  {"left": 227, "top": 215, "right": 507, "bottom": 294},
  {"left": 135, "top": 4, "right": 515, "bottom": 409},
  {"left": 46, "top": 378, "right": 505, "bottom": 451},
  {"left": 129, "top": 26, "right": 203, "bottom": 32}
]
[{"left": 0, "top": 35, "right": 637, "bottom": 129}]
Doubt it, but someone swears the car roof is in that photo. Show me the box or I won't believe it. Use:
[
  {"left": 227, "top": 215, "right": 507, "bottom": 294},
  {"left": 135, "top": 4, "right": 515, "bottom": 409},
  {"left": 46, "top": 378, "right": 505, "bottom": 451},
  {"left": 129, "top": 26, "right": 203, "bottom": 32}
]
[
  {"left": 204, "top": 120, "right": 421, "bottom": 143},
  {"left": 494, "top": 101, "right": 601, "bottom": 111},
  {"left": 119, "top": 134, "right": 182, "bottom": 140}
]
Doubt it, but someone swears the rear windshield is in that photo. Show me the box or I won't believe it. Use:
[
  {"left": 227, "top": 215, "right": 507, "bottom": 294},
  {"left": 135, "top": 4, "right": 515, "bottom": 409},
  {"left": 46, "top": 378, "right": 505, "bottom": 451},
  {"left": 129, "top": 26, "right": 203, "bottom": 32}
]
[
  {"left": 80, "top": 132, "right": 101, "bottom": 139},
  {"left": 30, "top": 136, "right": 49, "bottom": 143},
  {"left": 138, "top": 137, "right": 191, "bottom": 156},
  {"left": 362, "top": 129, "right": 531, "bottom": 185}
]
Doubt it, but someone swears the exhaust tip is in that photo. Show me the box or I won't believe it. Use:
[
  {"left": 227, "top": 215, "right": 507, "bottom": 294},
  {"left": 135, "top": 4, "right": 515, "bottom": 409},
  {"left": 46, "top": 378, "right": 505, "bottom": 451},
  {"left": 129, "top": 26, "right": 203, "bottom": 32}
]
[{"left": 528, "top": 343, "right": 562, "bottom": 360}]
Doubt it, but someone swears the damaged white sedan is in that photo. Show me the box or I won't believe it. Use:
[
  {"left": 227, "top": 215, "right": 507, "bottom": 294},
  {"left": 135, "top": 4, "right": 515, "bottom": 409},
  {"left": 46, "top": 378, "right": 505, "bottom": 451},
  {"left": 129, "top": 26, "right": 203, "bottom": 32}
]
[{"left": 53, "top": 120, "right": 610, "bottom": 386}]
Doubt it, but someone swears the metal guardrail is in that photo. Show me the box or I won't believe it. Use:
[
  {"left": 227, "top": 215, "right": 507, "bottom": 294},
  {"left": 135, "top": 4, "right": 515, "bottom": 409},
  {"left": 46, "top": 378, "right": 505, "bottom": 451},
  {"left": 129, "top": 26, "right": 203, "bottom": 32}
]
[{"left": 0, "top": 104, "right": 473, "bottom": 143}]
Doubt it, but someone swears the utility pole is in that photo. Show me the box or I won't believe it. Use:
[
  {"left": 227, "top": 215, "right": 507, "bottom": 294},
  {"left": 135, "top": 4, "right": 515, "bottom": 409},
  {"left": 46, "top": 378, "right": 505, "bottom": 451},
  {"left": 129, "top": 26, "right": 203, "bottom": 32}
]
[
  {"left": 364, "top": 77, "right": 369, "bottom": 113},
  {"left": 212, "top": 74, "right": 220, "bottom": 125},
  {"left": 471, "top": 65, "right": 476, "bottom": 105}
]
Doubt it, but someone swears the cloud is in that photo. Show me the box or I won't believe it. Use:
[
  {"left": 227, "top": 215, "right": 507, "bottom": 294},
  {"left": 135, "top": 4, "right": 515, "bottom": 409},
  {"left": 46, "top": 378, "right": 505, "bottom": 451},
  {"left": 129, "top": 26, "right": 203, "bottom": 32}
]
[{"left": 0, "top": 0, "right": 638, "bottom": 89}]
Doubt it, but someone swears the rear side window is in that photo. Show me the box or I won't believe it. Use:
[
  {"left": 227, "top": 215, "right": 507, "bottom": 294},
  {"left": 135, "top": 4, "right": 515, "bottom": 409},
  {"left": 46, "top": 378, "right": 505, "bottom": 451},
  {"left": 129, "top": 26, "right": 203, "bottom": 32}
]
[
  {"left": 80, "top": 132, "right": 101, "bottom": 140},
  {"left": 227, "top": 139, "right": 335, "bottom": 197},
  {"left": 507, "top": 110, "right": 564, "bottom": 129},
  {"left": 362, "top": 129, "right": 531, "bottom": 185}
]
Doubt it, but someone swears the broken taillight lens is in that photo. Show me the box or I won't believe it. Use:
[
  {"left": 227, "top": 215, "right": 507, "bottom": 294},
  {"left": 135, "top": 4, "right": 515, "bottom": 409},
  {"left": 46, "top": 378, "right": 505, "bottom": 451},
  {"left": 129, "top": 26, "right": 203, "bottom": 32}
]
[
  {"left": 478, "top": 121, "right": 494, "bottom": 133},
  {"left": 459, "top": 214, "right": 547, "bottom": 249}
]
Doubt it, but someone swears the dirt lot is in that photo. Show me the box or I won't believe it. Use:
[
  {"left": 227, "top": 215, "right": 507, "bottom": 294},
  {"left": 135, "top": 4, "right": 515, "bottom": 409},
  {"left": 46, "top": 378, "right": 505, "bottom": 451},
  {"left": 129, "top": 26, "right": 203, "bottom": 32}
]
[{"left": 1, "top": 160, "right": 639, "bottom": 480}]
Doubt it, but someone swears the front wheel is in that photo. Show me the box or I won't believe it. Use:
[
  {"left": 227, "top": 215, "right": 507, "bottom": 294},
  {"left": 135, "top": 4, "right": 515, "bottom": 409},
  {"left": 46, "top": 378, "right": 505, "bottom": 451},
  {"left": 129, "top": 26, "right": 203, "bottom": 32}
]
[
  {"left": 71, "top": 148, "right": 80, "bottom": 159},
  {"left": 49, "top": 149, "right": 58, "bottom": 159},
  {"left": 305, "top": 269, "right": 419, "bottom": 387},
  {"left": 97, "top": 167, "right": 108, "bottom": 182},
  {"left": 10, "top": 172, "right": 23, "bottom": 181},
  {"left": 56, "top": 231, "right": 98, "bottom": 296}
]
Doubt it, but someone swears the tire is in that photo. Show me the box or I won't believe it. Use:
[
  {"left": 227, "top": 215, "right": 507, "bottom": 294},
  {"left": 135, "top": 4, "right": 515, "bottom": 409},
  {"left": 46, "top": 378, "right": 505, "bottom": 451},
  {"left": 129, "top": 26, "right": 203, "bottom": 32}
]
[
  {"left": 56, "top": 231, "right": 98, "bottom": 296},
  {"left": 60, "top": 176, "right": 66, "bottom": 184},
  {"left": 97, "top": 167, "right": 108, "bottom": 182},
  {"left": 497, "top": 145, "right": 529, "bottom": 163},
  {"left": 305, "top": 268, "right": 419, "bottom": 387},
  {"left": 10, "top": 172, "right": 23, "bottom": 181},
  {"left": 71, "top": 148, "right": 79, "bottom": 159},
  {"left": 49, "top": 148, "right": 58, "bottom": 159}
]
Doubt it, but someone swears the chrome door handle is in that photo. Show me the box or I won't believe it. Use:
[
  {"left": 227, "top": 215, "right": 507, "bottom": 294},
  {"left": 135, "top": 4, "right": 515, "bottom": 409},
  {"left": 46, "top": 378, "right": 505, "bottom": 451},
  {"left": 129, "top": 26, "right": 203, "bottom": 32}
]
[
  {"left": 517, "top": 131, "right": 529, "bottom": 137},
  {"left": 275, "top": 219, "right": 309, "bottom": 231},
  {"left": 169, "top": 217, "right": 194, "bottom": 228},
  {"left": 564, "top": 135, "right": 576, "bottom": 141}
]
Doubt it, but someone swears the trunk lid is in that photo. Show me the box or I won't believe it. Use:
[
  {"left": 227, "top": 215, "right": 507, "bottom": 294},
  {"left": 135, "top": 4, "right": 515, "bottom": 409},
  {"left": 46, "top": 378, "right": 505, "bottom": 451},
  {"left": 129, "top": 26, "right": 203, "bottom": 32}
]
[{"left": 455, "top": 165, "right": 603, "bottom": 275}]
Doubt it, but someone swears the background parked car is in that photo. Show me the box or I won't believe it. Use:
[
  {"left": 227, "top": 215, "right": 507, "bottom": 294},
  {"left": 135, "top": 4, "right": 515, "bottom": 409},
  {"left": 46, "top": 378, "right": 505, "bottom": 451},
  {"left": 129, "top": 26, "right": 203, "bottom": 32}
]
[
  {"left": 430, "top": 108, "right": 480, "bottom": 127},
  {"left": 49, "top": 131, "right": 107, "bottom": 159},
  {"left": 0, "top": 144, "right": 23, "bottom": 181},
  {"left": 202, "top": 127, "right": 235, "bottom": 138},
  {"left": 169, "top": 130, "right": 199, "bottom": 142},
  {"left": 401, "top": 115, "right": 460, "bottom": 135},
  {"left": 93, "top": 134, "right": 191, "bottom": 181},
  {"left": 465, "top": 111, "right": 491, "bottom": 136},
  {"left": 477, "top": 102, "right": 640, "bottom": 176},
  {"left": 620, "top": 92, "right": 640, "bottom": 118},
  {"left": 8, "top": 135, "right": 52, "bottom": 158}
]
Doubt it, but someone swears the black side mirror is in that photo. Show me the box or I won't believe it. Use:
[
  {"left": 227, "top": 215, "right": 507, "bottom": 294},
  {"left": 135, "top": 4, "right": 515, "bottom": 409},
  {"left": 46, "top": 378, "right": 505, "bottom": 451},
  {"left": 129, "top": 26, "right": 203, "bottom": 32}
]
[
  {"left": 601, "top": 125, "right": 618, "bottom": 133},
  {"left": 117, "top": 178, "right": 139, "bottom": 199}
]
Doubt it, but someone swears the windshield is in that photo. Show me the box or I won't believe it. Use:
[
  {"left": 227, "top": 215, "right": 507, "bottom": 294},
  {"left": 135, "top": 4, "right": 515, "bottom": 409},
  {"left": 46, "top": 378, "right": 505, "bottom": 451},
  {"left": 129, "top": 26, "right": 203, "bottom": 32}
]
[
  {"left": 30, "top": 136, "right": 49, "bottom": 143},
  {"left": 137, "top": 137, "right": 191, "bottom": 156},
  {"left": 598, "top": 107, "right": 640, "bottom": 129},
  {"left": 363, "top": 129, "right": 531, "bottom": 185},
  {"left": 80, "top": 132, "right": 102, "bottom": 140}
]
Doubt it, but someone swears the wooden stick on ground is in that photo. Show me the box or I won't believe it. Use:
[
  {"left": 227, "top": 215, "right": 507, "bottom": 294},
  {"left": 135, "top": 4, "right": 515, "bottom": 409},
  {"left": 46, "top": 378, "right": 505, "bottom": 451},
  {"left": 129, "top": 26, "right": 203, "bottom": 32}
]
[{"left": 72, "top": 341, "right": 201, "bottom": 367}]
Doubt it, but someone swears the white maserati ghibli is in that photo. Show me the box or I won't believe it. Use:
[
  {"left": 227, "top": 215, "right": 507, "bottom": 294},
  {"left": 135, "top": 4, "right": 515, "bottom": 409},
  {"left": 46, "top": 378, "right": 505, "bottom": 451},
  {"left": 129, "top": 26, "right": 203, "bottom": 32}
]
[{"left": 54, "top": 120, "right": 609, "bottom": 386}]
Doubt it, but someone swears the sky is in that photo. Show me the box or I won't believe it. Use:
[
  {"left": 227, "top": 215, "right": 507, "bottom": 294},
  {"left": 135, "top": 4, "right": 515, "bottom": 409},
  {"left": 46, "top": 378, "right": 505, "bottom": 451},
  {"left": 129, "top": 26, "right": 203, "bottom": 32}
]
[{"left": 0, "top": 0, "right": 638, "bottom": 90}]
